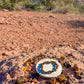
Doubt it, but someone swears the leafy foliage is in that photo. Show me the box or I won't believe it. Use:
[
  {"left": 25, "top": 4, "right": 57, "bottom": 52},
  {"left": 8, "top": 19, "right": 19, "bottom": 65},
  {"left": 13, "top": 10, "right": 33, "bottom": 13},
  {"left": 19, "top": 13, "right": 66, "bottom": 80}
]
[
  {"left": 0, "top": 0, "right": 84, "bottom": 13},
  {"left": 0, "top": 0, "right": 29, "bottom": 10},
  {"left": 40, "top": 0, "right": 55, "bottom": 10},
  {"left": 79, "top": 4, "right": 84, "bottom": 13}
]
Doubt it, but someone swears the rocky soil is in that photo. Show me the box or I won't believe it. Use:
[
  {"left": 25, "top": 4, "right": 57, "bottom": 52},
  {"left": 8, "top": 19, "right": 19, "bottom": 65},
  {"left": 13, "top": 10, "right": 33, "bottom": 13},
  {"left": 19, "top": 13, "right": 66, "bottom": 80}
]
[{"left": 0, "top": 10, "right": 84, "bottom": 84}]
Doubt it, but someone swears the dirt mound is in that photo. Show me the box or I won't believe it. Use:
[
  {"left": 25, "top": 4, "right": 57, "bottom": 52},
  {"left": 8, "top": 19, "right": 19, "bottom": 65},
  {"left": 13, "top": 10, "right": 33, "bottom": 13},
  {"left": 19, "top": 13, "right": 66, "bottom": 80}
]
[{"left": 0, "top": 10, "right": 84, "bottom": 83}]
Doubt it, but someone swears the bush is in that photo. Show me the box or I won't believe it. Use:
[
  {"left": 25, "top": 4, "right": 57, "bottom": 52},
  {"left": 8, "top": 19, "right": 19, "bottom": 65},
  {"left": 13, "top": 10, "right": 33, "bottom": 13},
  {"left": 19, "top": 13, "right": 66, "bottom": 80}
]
[
  {"left": 0, "top": 0, "right": 29, "bottom": 10},
  {"left": 25, "top": 3, "right": 41, "bottom": 11},
  {"left": 14, "top": 2, "right": 25, "bottom": 10},
  {"left": 51, "top": 0, "right": 83, "bottom": 14},
  {"left": 79, "top": 4, "right": 84, "bottom": 13},
  {"left": 40, "top": 0, "right": 55, "bottom": 11},
  {"left": 0, "top": 0, "right": 84, "bottom": 14}
]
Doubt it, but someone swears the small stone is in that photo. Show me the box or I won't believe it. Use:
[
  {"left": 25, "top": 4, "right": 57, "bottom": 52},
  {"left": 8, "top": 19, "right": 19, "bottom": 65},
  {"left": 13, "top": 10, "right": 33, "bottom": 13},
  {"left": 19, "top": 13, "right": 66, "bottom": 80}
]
[
  {"left": 63, "top": 78, "right": 68, "bottom": 83},
  {"left": 23, "top": 67, "right": 31, "bottom": 72},
  {"left": 52, "top": 55, "right": 56, "bottom": 59},
  {"left": 27, "top": 59, "right": 31, "bottom": 62},
  {"left": 41, "top": 55, "right": 45, "bottom": 59},
  {"left": 32, "top": 78, "right": 37, "bottom": 83},
  {"left": 64, "top": 61, "right": 71, "bottom": 68},
  {"left": 38, "top": 57, "right": 42, "bottom": 60},
  {"left": 26, "top": 62, "right": 30, "bottom": 67},
  {"left": 73, "top": 64, "right": 79, "bottom": 71},
  {"left": 23, "top": 67, "right": 28, "bottom": 71},
  {"left": 30, "top": 59, "right": 34, "bottom": 64},
  {"left": 27, "top": 67, "right": 32, "bottom": 72},
  {"left": 75, "top": 71, "right": 81, "bottom": 76},
  {"left": 60, "top": 61, "right": 64, "bottom": 66},
  {"left": 49, "top": 14, "right": 55, "bottom": 18},
  {"left": 31, "top": 73, "right": 40, "bottom": 79},
  {"left": 2, "top": 53, "right": 6, "bottom": 56},
  {"left": 40, "top": 53, "right": 44, "bottom": 57},
  {"left": 57, "top": 75, "right": 66, "bottom": 83},
  {"left": 80, "top": 72, "right": 83, "bottom": 75},
  {"left": 16, "top": 76, "right": 24, "bottom": 84},
  {"left": 76, "top": 76, "right": 82, "bottom": 79},
  {"left": 60, "top": 56, "right": 65, "bottom": 61},
  {"left": 34, "top": 58, "right": 39, "bottom": 63},
  {"left": 39, "top": 53, "right": 45, "bottom": 59},
  {"left": 29, "top": 78, "right": 32, "bottom": 82},
  {"left": 26, "top": 59, "right": 31, "bottom": 64},
  {"left": 24, "top": 78, "right": 29, "bottom": 83},
  {"left": 49, "top": 79, "right": 54, "bottom": 84}
]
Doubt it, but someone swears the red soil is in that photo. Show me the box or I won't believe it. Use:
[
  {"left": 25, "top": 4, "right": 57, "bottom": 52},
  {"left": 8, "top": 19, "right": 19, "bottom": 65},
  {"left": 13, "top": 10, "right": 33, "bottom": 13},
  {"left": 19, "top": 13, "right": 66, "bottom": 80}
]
[
  {"left": 0, "top": 10, "right": 84, "bottom": 84},
  {"left": 0, "top": 10, "right": 84, "bottom": 55}
]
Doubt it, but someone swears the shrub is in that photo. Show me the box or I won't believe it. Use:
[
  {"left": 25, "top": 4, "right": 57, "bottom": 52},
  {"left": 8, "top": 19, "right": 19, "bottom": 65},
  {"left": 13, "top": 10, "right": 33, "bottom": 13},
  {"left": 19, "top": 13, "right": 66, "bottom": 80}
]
[
  {"left": 51, "top": 0, "right": 82, "bottom": 14},
  {"left": 79, "top": 4, "right": 84, "bottom": 13},
  {"left": 0, "top": 0, "right": 84, "bottom": 14},
  {"left": 25, "top": 3, "right": 40, "bottom": 11},
  {"left": 40, "top": 0, "right": 55, "bottom": 11},
  {"left": 0, "top": 0, "right": 29, "bottom": 10}
]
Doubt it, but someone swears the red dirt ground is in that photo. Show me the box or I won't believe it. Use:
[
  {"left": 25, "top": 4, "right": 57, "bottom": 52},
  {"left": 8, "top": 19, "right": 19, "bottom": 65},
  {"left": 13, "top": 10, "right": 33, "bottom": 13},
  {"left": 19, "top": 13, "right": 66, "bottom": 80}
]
[
  {"left": 0, "top": 10, "right": 84, "bottom": 84},
  {"left": 0, "top": 10, "right": 84, "bottom": 55}
]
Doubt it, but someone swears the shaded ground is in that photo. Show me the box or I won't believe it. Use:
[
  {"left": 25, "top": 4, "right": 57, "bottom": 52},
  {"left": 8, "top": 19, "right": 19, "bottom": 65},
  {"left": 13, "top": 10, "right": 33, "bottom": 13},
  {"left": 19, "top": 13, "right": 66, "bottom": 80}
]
[{"left": 0, "top": 10, "right": 84, "bottom": 84}]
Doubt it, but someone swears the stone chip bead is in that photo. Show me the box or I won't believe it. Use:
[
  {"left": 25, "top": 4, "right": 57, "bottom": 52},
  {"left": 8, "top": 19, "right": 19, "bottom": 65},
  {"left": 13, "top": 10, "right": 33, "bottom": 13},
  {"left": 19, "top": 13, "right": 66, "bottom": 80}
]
[
  {"left": 63, "top": 61, "right": 71, "bottom": 68},
  {"left": 30, "top": 59, "right": 34, "bottom": 64},
  {"left": 23, "top": 67, "right": 28, "bottom": 71},
  {"left": 49, "top": 79, "right": 54, "bottom": 84},
  {"left": 49, "top": 79, "right": 60, "bottom": 84},
  {"left": 40, "top": 53, "right": 45, "bottom": 57},
  {"left": 60, "top": 56, "right": 65, "bottom": 61},
  {"left": 41, "top": 55, "right": 45, "bottom": 59},
  {"left": 75, "top": 71, "right": 82, "bottom": 79},
  {"left": 34, "top": 58, "right": 39, "bottom": 62},
  {"left": 26, "top": 59, "right": 31, "bottom": 64},
  {"left": 23, "top": 67, "right": 31, "bottom": 72},
  {"left": 32, "top": 78, "right": 37, "bottom": 83},
  {"left": 24, "top": 78, "right": 29, "bottom": 83},
  {"left": 74, "top": 64, "right": 79, "bottom": 71},
  {"left": 27, "top": 66, "right": 32, "bottom": 72},
  {"left": 75, "top": 71, "right": 80, "bottom": 76},
  {"left": 57, "top": 74, "right": 66, "bottom": 83},
  {"left": 26, "top": 62, "right": 30, "bottom": 67},
  {"left": 76, "top": 76, "right": 82, "bottom": 79},
  {"left": 60, "top": 61, "right": 64, "bottom": 66},
  {"left": 16, "top": 76, "right": 24, "bottom": 84},
  {"left": 31, "top": 73, "right": 40, "bottom": 79},
  {"left": 29, "top": 78, "right": 33, "bottom": 82},
  {"left": 52, "top": 55, "right": 56, "bottom": 59}
]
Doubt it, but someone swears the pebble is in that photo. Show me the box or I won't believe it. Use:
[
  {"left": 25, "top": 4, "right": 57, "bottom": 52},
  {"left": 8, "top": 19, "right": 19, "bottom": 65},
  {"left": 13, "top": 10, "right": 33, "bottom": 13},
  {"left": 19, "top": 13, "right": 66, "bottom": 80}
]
[
  {"left": 49, "top": 79, "right": 54, "bottom": 84},
  {"left": 80, "top": 72, "right": 83, "bottom": 75},
  {"left": 57, "top": 74, "right": 66, "bottom": 83},
  {"left": 29, "top": 78, "right": 32, "bottom": 82},
  {"left": 16, "top": 76, "right": 24, "bottom": 84},
  {"left": 76, "top": 76, "right": 82, "bottom": 79},
  {"left": 63, "top": 61, "right": 71, "bottom": 68},
  {"left": 26, "top": 62, "right": 30, "bottom": 67},
  {"left": 60, "top": 56, "right": 65, "bottom": 61},
  {"left": 32, "top": 78, "right": 37, "bottom": 83},
  {"left": 31, "top": 73, "right": 40, "bottom": 79},
  {"left": 73, "top": 64, "right": 79, "bottom": 71}
]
